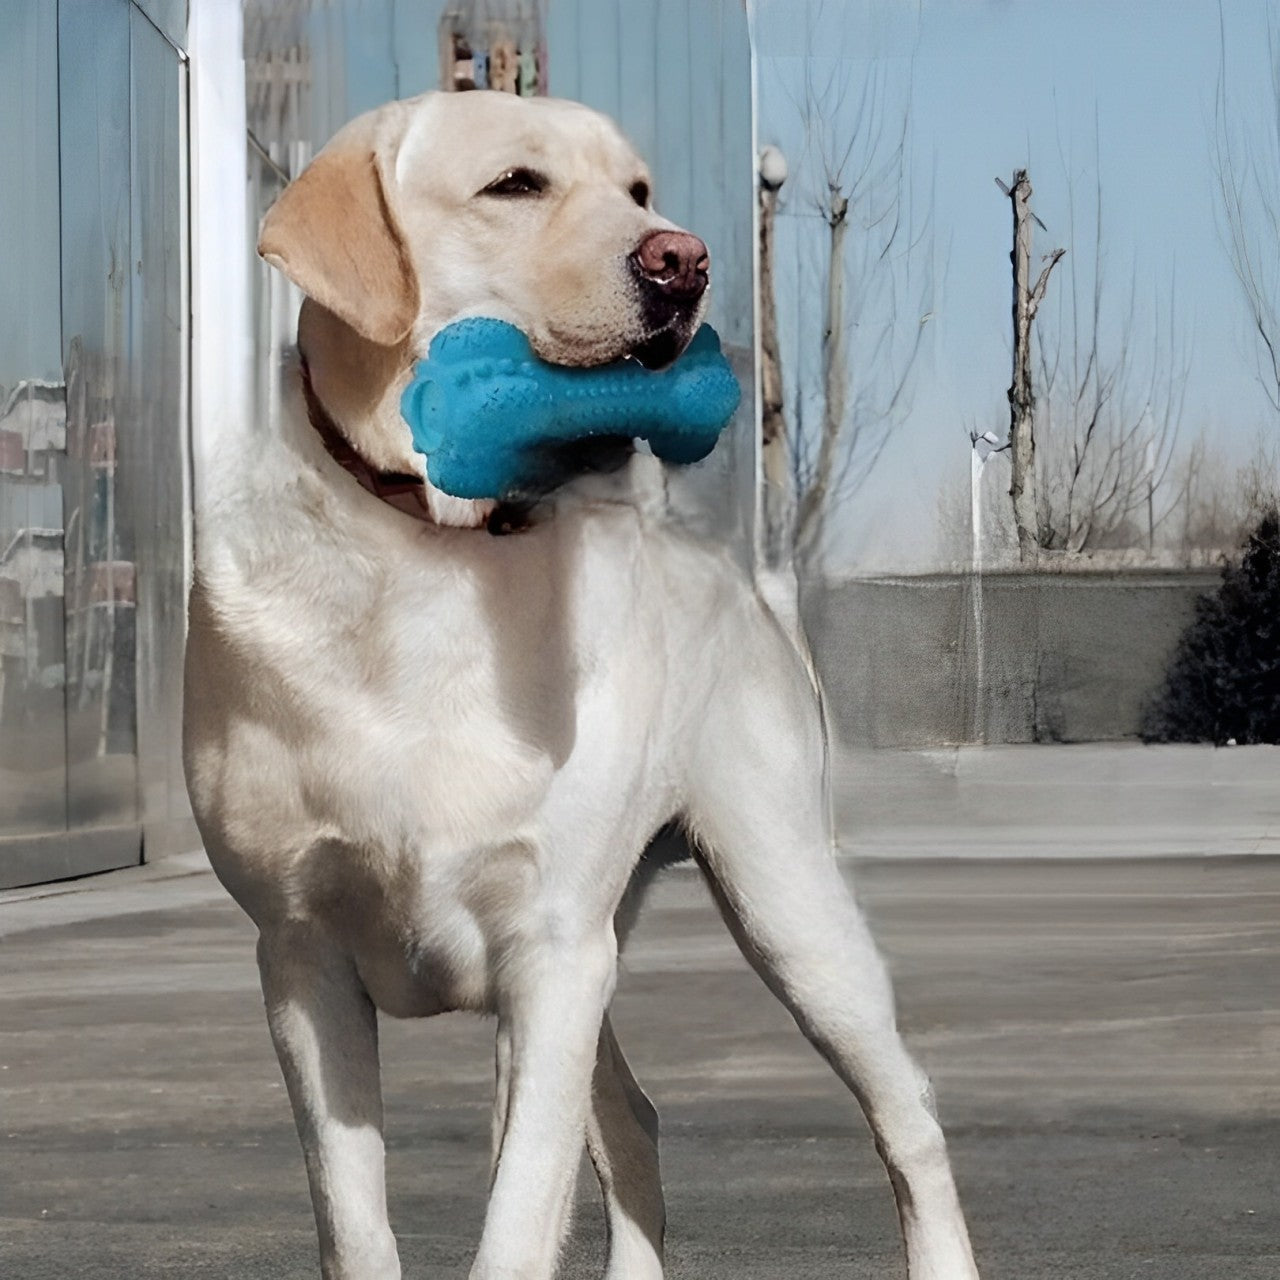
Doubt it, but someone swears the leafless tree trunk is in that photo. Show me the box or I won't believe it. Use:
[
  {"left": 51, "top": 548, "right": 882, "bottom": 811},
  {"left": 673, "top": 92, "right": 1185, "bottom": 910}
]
[
  {"left": 794, "top": 187, "right": 849, "bottom": 556},
  {"left": 1002, "top": 169, "right": 1065, "bottom": 563},
  {"left": 963, "top": 155, "right": 1190, "bottom": 565},
  {"left": 773, "top": 43, "right": 934, "bottom": 570},
  {"left": 758, "top": 147, "right": 793, "bottom": 566}
]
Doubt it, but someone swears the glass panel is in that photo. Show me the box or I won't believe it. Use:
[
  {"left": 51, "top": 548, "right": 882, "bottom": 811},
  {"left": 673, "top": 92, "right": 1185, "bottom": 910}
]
[
  {"left": 59, "top": 0, "right": 140, "bottom": 830},
  {"left": 548, "top": 0, "right": 757, "bottom": 552},
  {"left": 0, "top": 0, "right": 187, "bottom": 883},
  {"left": 127, "top": 3, "right": 189, "bottom": 836},
  {"left": 245, "top": 0, "right": 452, "bottom": 435},
  {"left": 0, "top": 0, "right": 68, "bottom": 838}
]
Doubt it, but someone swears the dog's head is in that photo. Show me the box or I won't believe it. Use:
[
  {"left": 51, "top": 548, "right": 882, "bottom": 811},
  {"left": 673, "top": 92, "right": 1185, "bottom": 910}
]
[{"left": 260, "top": 91, "right": 710, "bottom": 372}]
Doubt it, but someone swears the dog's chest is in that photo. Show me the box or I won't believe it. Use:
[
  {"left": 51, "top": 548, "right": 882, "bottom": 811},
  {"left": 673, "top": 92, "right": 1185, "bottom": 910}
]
[
  {"left": 194, "top": 574, "right": 572, "bottom": 852},
  {"left": 186, "top": 467, "right": 758, "bottom": 1024},
  {"left": 187, "top": 498, "right": 706, "bottom": 936}
]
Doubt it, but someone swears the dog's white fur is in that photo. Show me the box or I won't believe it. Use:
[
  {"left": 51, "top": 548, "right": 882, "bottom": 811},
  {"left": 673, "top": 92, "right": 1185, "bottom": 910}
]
[{"left": 183, "top": 91, "right": 979, "bottom": 1280}]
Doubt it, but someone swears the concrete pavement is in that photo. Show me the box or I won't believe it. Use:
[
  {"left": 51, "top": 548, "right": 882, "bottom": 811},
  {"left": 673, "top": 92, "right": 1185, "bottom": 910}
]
[{"left": 2, "top": 854, "right": 1279, "bottom": 1278}]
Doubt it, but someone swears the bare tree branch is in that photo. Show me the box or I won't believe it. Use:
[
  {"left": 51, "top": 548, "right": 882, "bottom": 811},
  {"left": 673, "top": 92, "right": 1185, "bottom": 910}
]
[
  {"left": 998, "top": 141, "right": 1190, "bottom": 560},
  {"left": 1212, "top": 1, "right": 1280, "bottom": 416},
  {"left": 767, "top": 6, "right": 935, "bottom": 569}
]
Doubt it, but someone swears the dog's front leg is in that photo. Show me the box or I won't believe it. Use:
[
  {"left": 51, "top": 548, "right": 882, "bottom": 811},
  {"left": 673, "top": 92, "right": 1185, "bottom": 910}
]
[
  {"left": 586, "top": 1014, "right": 665, "bottom": 1280},
  {"left": 493, "top": 992, "right": 663, "bottom": 1277},
  {"left": 258, "top": 929, "right": 400, "bottom": 1280},
  {"left": 471, "top": 929, "right": 617, "bottom": 1280}
]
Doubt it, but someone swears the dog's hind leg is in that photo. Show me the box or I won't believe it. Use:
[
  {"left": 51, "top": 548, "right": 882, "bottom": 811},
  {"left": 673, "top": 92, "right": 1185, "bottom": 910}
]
[
  {"left": 490, "top": 1020, "right": 513, "bottom": 1187},
  {"left": 586, "top": 1014, "right": 665, "bottom": 1279},
  {"left": 258, "top": 928, "right": 400, "bottom": 1280},
  {"left": 582, "top": 852, "right": 669, "bottom": 1278},
  {"left": 685, "top": 615, "right": 980, "bottom": 1280}
]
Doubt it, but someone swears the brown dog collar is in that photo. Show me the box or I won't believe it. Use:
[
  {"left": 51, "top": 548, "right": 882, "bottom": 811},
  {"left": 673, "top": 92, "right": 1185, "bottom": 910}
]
[
  {"left": 299, "top": 357, "right": 535, "bottom": 535},
  {"left": 299, "top": 356, "right": 435, "bottom": 522}
]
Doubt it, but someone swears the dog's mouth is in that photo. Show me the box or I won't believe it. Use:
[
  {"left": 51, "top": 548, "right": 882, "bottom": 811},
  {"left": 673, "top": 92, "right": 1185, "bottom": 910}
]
[
  {"left": 528, "top": 323, "right": 689, "bottom": 373},
  {"left": 625, "top": 325, "right": 689, "bottom": 371},
  {"left": 523, "top": 309, "right": 700, "bottom": 374}
]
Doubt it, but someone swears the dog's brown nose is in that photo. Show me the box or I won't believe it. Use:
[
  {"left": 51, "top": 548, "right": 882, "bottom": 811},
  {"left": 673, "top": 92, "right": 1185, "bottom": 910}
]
[{"left": 631, "top": 229, "right": 709, "bottom": 301}]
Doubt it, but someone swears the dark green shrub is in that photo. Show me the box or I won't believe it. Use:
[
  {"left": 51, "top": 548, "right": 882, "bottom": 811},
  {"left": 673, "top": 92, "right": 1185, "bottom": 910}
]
[{"left": 1143, "top": 507, "right": 1280, "bottom": 744}]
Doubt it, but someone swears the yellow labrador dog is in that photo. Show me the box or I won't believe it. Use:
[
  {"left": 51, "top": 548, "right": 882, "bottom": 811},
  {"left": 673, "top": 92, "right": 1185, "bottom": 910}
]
[{"left": 183, "top": 90, "right": 979, "bottom": 1280}]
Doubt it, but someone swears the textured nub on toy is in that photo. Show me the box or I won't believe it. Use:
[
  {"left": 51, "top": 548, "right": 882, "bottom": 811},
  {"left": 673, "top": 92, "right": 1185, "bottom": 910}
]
[{"left": 399, "top": 318, "right": 741, "bottom": 500}]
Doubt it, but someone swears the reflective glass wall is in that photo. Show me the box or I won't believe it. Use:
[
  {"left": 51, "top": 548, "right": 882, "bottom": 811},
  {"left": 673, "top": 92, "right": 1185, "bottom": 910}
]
[
  {"left": 0, "top": 0, "right": 192, "bottom": 887},
  {"left": 1, "top": 0, "right": 66, "bottom": 853}
]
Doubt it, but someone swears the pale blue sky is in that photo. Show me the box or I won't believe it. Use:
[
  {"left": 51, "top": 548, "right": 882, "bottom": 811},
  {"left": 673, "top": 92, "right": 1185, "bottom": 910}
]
[{"left": 758, "top": 0, "right": 1280, "bottom": 569}]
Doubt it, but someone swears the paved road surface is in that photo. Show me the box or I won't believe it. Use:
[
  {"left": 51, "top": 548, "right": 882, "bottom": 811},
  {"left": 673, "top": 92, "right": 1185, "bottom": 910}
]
[{"left": 2, "top": 855, "right": 1278, "bottom": 1278}]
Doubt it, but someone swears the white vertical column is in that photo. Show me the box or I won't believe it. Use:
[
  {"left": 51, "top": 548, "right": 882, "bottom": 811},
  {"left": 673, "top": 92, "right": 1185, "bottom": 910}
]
[{"left": 188, "top": 0, "right": 252, "bottom": 528}]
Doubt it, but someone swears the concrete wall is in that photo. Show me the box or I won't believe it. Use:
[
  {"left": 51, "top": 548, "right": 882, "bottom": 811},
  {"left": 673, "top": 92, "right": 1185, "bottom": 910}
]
[{"left": 804, "top": 571, "right": 1220, "bottom": 747}]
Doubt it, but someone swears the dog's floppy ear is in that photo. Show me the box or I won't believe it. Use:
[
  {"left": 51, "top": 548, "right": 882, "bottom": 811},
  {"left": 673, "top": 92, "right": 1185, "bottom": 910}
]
[{"left": 258, "top": 126, "right": 420, "bottom": 348}]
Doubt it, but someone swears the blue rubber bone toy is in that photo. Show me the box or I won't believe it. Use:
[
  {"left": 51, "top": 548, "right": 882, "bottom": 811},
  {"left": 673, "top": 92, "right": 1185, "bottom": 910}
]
[{"left": 399, "top": 318, "right": 741, "bottom": 501}]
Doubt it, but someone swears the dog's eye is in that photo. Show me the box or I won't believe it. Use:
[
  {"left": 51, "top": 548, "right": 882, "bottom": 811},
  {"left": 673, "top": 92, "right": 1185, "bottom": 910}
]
[
  {"left": 629, "top": 180, "right": 650, "bottom": 208},
  {"left": 481, "top": 168, "right": 548, "bottom": 197}
]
